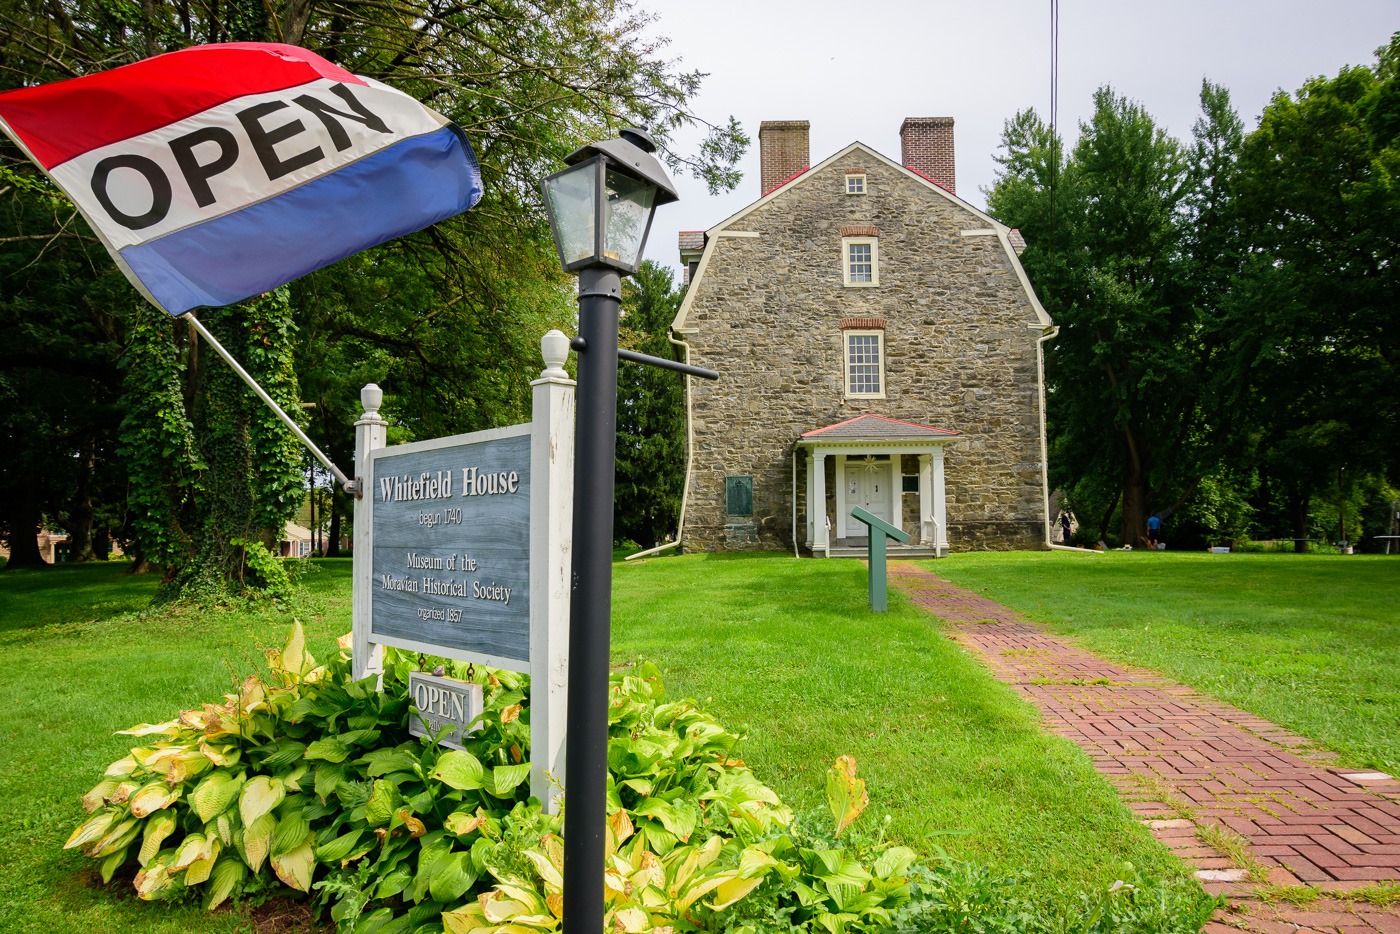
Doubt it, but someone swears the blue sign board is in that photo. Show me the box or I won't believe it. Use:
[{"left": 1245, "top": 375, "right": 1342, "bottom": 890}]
[{"left": 369, "top": 426, "right": 531, "bottom": 665}]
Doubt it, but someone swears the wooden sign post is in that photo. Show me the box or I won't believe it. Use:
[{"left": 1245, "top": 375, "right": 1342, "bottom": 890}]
[
  {"left": 850, "top": 505, "right": 910, "bottom": 612},
  {"left": 350, "top": 331, "right": 575, "bottom": 810}
]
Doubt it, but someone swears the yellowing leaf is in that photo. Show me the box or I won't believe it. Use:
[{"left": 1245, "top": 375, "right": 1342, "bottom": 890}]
[
  {"left": 501, "top": 704, "right": 523, "bottom": 724},
  {"left": 612, "top": 906, "right": 649, "bottom": 933},
  {"left": 238, "top": 775, "right": 283, "bottom": 827},
  {"left": 192, "top": 771, "right": 244, "bottom": 822},
  {"left": 65, "top": 810, "right": 115, "bottom": 851},
  {"left": 128, "top": 784, "right": 179, "bottom": 817},
  {"left": 139, "top": 811, "right": 179, "bottom": 867},
  {"left": 279, "top": 619, "right": 308, "bottom": 678},
  {"left": 444, "top": 809, "right": 489, "bottom": 838},
  {"left": 104, "top": 755, "right": 138, "bottom": 778},
  {"left": 709, "top": 875, "right": 764, "bottom": 911},
  {"left": 198, "top": 740, "right": 240, "bottom": 767},
  {"left": 117, "top": 720, "right": 180, "bottom": 737},
  {"left": 204, "top": 857, "right": 246, "bottom": 910},
  {"left": 271, "top": 832, "right": 315, "bottom": 891},
  {"left": 825, "top": 755, "right": 868, "bottom": 838},
  {"left": 242, "top": 811, "right": 276, "bottom": 873},
  {"left": 395, "top": 808, "right": 427, "bottom": 837},
  {"left": 82, "top": 778, "right": 119, "bottom": 813},
  {"left": 609, "top": 808, "right": 635, "bottom": 845}
]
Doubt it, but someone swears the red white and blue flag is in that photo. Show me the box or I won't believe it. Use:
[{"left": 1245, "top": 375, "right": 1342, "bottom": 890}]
[{"left": 0, "top": 43, "right": 483, "bottom": 315}]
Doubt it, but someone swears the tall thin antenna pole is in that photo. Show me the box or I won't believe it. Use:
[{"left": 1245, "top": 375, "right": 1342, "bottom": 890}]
[{"left": 1049, "top": 0, "right": 1061, "bottom": 249}]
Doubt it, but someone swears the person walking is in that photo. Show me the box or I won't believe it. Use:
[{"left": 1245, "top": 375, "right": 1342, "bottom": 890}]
[{"left": 1146, "top": 513, "right": 1162, "bottom": 548}]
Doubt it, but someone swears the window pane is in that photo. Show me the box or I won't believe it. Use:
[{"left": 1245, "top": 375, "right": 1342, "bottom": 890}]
[
  {"left": 848, "top": 243, "right": 872, "bottom": 282},
  {"left": 847, "top": 334, "right": 882, "bottom": 394}
]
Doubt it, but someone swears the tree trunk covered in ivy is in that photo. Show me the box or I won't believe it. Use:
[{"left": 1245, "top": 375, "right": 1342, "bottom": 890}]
[
  {"left": 119, "top": 291, "right": 302, "bottom": 598},
  {"left": 169, "top": 290, "right": 304, "bottom": 599}
]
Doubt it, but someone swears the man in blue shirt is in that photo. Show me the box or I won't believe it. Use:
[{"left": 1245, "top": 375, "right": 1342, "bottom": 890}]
[{"left": 1146, "top": 513, "right": 1162, "bottom": 547}]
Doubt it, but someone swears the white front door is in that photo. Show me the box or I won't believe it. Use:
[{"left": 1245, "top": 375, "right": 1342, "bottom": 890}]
[{"left": 844, "top": 459, "right": 892, "bottom": 530}]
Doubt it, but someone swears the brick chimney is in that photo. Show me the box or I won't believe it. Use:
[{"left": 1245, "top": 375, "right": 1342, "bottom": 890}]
[
  {"left": 759, "top": 120, "right": 810, "bottom": 196},
  {"left": 900, "top": 117, "right": 955, "bottom": 194}
]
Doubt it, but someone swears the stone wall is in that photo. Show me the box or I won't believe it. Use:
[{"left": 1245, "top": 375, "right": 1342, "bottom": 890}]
[{"left": 677, "top": 151, "right": 1048, "bottom": 553}]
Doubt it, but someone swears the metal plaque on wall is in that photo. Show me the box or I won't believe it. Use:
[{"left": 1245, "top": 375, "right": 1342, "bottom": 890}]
[{"left": 369, "top": 426, "right": 531, "bottom": 665}]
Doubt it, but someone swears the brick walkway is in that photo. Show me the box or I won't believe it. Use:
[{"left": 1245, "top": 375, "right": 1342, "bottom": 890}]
[{"left": 888, "top": 562, "right": 1400, "bottom": 934}]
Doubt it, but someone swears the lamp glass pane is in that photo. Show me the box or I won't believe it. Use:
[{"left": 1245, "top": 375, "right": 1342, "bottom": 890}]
[
  {"left": 603, "top": 168, "right": 656, "bottom": 267},
  {"left": 544, "top": 162, "right": 597, "bottom": 266}
]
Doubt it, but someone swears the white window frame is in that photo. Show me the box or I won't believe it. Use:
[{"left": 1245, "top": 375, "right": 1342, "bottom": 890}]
[
  {"left": 841, "top": 237, "right": 878, "bottom": 287},
  {"left": 843, "top": 330, "right": 885, "bottom": 399},
  {"left": 845, "top": 173, "right": 867, "bottom": 195}
]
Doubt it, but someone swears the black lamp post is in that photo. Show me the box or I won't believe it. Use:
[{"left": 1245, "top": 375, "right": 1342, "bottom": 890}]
[{"left": 541, "top": 128, "right": 679, "bottom": 934}]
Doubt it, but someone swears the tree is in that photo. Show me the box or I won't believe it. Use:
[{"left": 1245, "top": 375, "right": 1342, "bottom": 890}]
[
  {"left": 1236, "top": 34, "right": 1400, "bottom": 548},
  {"left": 614, "top": 260, "right": 685, "bottom": 548},
  {"left": 0, "top": 0, "right": 746, "bottom": 586},
  {"left": 990, "top": 85, "right": 1257, "bottom": 547}
]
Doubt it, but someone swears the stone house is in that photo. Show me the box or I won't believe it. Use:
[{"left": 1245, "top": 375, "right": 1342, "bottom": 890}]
[{"left": 671, "top": 118, "right": 1056, "bottom": 556}]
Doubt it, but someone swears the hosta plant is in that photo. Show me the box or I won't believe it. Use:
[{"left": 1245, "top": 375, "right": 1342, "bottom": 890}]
[{"left": 69, "top": 623, "right": 909, "bottom": 934}]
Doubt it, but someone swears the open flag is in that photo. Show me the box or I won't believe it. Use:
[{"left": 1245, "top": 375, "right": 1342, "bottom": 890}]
[{"left": 0, "top": 43, "right": 483, "bottom": 315}]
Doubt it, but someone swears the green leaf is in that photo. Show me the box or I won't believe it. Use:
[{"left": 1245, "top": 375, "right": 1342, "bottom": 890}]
[
  {"left": 314, "top": 761, "right": 349, "bottom": 801},
  {"left": 99, "top": 846, "right": 128, "bottom": 884},
  {"left": 305, "top": 737, "right": 351, "bottom": 763},
  {"left": 365, "top": 779, "right": 398, "bottom": 827},
  {"left": 490, "top": 763, "right": 532, "bottom": 798},
  {"left": 873, "top": 846, "right": 917, "bottom": 879},
  {"left": 315, "top": 829, "right": 363, "bottom": 864},
  {"left": 428, "top": 850, "right": 478, "bottom": 903},
  {"left": 272, "top": 812, "right": 310, "bottom": 856},
  {"left": 431, "top": 750, "right": 486, "bottom": 791}
]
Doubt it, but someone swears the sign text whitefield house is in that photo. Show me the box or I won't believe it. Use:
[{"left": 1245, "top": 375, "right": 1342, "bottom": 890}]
[{"left": 350, "top": 332, "right": 575, "bottom": 808}]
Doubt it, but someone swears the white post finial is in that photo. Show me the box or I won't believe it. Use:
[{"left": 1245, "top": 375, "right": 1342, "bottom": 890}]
[
  {"left": 361, "top": 383, "right": 383, "bottom": 417},
  {"left": 540, "top": 330, "right": 571, "bottom": 380}
]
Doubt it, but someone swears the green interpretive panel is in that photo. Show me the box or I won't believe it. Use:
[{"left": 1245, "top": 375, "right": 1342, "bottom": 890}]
[{"left": 726, "top": 475, "right": 753, "bottom": 516}]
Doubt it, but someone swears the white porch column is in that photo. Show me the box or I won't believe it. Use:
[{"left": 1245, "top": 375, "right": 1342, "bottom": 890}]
[
  {"left": 805, "top": 451, "right": 816, "bottom": 546},
  {"left": 834, "top": 454, "right": 848, "bottom": 539},
  {"left": 918, "top": 454, "right": 933, "bottom": 545},
  {"left": 932, "top": 446, "right": 948, "bottom": 554},
  {"left": 812, "top": 451, "right": 828, "bottom": 554},
  {"left": 888, "top": 451, "right": 902, "bottom": 534}
]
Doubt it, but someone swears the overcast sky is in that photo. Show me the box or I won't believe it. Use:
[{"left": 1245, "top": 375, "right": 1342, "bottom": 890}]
[{"left": 637, "top": 0, "right": 1398, "bottom": 275}]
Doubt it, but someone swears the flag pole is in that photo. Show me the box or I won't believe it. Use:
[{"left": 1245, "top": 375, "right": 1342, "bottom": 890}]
[{"left": 183, "top": 312, "right": 358, "bottom": 496}]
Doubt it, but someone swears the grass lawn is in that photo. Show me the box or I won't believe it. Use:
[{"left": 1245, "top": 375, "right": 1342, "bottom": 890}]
[
  {"left": 926, "top": 551, "right": 1400, "bottom": 775},
  {"left": 0, "top": 559, "right": 354, "bottom": 934},
  {"left": 611, "top": 553, "right": 1203, "bottom": 908},
  {"left": 0, "top": 554, "right": 1212, "bottom": 932}
]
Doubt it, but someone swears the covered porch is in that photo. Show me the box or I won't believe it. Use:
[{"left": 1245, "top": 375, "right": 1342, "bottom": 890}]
[{"left": 794, "top": 415, "right": 958, "bottom": 558}]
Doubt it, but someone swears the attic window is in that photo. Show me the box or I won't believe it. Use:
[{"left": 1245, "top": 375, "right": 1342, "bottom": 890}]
[{"left": 845, "top": 173, "right": 866, "bottom": 195}]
